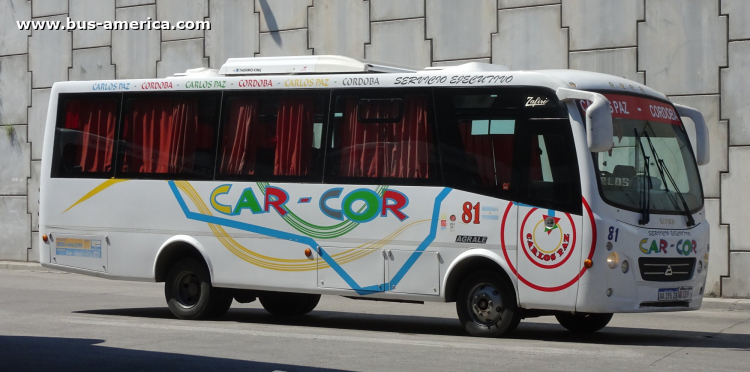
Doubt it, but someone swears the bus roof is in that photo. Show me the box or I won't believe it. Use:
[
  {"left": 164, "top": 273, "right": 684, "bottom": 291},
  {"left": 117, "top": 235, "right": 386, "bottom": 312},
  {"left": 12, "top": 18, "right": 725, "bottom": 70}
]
[{"left": 53, "top": 55, "right": 666, "bottom": 101}]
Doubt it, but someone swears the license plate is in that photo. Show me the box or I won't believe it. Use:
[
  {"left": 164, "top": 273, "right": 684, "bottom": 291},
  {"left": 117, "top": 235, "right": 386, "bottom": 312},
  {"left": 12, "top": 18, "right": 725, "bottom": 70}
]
[{"left": 658, "top": 286, "right": 693, "bottom": 302}]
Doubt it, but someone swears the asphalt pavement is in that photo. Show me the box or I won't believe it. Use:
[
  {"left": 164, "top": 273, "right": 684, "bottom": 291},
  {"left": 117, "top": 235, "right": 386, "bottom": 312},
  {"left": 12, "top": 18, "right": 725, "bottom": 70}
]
[{"left": 0, "top": 270, "right": 748, "bottom": 372}]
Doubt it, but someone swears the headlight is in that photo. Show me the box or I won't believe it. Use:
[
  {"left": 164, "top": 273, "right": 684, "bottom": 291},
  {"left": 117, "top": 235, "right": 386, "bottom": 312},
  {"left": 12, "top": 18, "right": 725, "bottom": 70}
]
[
  {"left": 697, "top": 260, "right": 703, "bottom": 273},
  {"left": 621, "top": 260, "right": 629, "bottom": 273},
  {"left": 607, "top": 252, "right": 620, "bottom": 269}
]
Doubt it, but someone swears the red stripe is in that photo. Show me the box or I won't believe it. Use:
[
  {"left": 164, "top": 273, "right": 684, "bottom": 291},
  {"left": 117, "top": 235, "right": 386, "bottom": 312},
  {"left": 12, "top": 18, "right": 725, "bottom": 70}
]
[{"left": 578, "top": 94, "right": 682, "bottom": 126}]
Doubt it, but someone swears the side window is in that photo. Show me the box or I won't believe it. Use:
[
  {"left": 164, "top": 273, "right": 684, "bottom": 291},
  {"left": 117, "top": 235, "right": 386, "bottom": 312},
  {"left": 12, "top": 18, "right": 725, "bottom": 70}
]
[
  {"left": 118, "top": 93, "right": 220, "bottom": 179},
  {"left": 520, "top": 122, "right": 580, "bottom": 213},
  {"left": 458, "top": 119, "right": 516, "bottom": 190},
  {"left": 217, "top": 92, "right": 326, "bottom": 181},
  {"left": 435, "top": 88, "right": 572, "bottom": 202},
  {"left": 53, "top": 96, "right": 120, "bottom": 178},
  {"left": 325, "top": 93, "right": 438, "bottom": 185}
]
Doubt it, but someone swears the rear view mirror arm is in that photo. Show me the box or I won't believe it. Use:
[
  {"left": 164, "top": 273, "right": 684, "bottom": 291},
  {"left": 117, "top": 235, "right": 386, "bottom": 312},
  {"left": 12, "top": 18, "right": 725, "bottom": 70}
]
[
  {"left": 556, "top": 88, "right": 614, "bottom": 153},
  {"left": 674, "top": 104, "right": 710, "bottom": 166}
]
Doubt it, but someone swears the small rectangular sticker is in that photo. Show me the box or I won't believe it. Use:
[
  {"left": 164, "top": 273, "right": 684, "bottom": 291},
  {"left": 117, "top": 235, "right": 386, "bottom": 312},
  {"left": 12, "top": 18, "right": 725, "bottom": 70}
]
[
  {"left": 455, "top": 235, "right": 488, "bottom": 244},
  {"left": 56, "top": 237, "right": 102, "bottom": 258}
]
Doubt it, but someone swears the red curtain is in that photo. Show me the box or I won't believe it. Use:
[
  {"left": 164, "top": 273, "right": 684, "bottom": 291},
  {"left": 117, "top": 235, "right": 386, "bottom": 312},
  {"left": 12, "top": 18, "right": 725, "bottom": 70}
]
[
  {"left": 459, "top": 120, "right": 495, "bottom": 185},
  {"left": 274, "top": 97, "right": 314, "bottom": 176},
  {"left": 219, "top": 97, "right": 261, "bottom": 175},
  {"left": 120, "top": 97, "right": 201, "bottom": 174},
  {"left": 340, "top": 97, "right": 385, "bottom": 178},
  {"left": 493, "top": 135, "right": 514, "bottom": 184},
  {"left": 64, "top": 99, "right": 117, "bottom": 173},
  {"left": 339, "top": 95, "right": 431, "bottom": 179},
  {"left": 219, "top": 96, "right": 315, "bottom": 177},
  {"left": 458, "top": 121, "right": 515, "bottom": 186}
]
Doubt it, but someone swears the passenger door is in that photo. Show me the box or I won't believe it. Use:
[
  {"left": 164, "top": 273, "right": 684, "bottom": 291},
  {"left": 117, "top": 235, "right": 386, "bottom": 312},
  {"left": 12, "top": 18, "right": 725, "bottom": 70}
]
[
  {"left": 317, "top": 88, "right": 442, "bottom": 295},
  {"left": 515, "top": 120, "right": 583, "bottom": 311}
]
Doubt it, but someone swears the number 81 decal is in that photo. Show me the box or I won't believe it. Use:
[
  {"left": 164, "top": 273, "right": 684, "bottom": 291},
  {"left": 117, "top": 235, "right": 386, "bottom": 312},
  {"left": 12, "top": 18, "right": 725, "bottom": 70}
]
[{"left": 462, "top": 202, "right": 480, "bottom": 224}]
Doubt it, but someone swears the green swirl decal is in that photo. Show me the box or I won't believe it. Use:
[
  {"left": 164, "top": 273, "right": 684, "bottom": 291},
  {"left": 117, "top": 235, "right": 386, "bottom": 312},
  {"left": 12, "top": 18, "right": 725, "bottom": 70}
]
[{"left": 257, "top": 182, "right": 388, "bottom": 239}]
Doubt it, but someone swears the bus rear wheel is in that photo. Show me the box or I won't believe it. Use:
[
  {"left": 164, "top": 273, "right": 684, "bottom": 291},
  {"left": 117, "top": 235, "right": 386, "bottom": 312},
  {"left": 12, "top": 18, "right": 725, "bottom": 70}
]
[
  {"left": 164, "top": 258, "right": 233, "bottom": 320},
  {"left": 456, "top": 270, "right": 521, "bottom": 337},
  {"left": 259, "top": 292, "right": 321, "bottom": 316},
  {"left": 555, "top": 313, "right": 613, "bottom": 333}
]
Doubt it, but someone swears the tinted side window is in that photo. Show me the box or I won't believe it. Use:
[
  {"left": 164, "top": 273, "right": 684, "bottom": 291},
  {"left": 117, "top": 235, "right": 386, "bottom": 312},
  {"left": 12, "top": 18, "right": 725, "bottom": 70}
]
[
  {"left": 325, "top": 92, "right": 439, "bottom": 185},
  {"left": 435, "top": 88, "right": 566, "bottom": 199},
  {"left": 118, "top": 93, "right": 220, "bottom": 179},
  {"left": 53, "top": 96, "right": 120, "bottom": 178},
  {"left": 217, "top": 92, "right": 326, "bottom": 182},
  {"left": 458, "top": 119, "right": 516, "bottom": 190}
]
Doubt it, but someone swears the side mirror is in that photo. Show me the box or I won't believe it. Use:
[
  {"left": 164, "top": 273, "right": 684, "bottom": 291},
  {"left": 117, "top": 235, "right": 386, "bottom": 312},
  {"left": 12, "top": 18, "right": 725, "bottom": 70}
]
[
  {"left": 556, "top": 88, "right": 613, "bottom": 152},
  {"left": 674, "top": 104, "right": 710, "bottom": 166}
]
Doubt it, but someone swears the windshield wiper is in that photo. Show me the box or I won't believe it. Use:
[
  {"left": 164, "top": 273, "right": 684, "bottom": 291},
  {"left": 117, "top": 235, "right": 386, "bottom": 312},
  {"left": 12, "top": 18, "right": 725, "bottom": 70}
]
[
  {"left": 635, "top": 129, "right": 651, "bottom": 225},
  {"left": 643, "top": 132, "right": 696, "bottom": 227}
]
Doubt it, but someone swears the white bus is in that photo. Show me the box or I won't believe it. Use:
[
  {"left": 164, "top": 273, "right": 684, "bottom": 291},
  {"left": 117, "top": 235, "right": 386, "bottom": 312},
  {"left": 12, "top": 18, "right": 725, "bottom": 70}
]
[{"left": 40, "top": 56, "right": 710, "bottom": 337}]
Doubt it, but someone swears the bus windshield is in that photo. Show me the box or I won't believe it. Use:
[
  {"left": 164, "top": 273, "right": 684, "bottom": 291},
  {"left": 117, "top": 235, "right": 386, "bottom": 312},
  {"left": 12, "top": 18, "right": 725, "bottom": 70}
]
[{"left": 583, "top": 95, "right": 703, "bottom": 215}]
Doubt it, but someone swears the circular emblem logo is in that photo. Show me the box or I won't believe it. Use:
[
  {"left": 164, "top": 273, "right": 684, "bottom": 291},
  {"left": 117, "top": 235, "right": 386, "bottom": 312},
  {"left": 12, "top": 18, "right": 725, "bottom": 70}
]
[
  {"left": 500, "top": 201, "right": 597, "bottom": 292},
  {"left": 519, "top": 208, "right": 577, "bottom": 269}
]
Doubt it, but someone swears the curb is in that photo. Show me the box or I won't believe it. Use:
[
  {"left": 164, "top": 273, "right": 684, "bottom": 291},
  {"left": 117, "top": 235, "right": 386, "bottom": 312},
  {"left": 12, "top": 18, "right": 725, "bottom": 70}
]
[
  {"left": 0, "top": 261, "right": 60, "bottom": 273},
  {"left": 701, "top": 298, "right": 750, "bottom": 312}
]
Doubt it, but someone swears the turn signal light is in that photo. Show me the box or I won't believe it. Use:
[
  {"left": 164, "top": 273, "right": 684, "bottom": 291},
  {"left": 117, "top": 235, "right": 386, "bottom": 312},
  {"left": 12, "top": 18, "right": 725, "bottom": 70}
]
[
  {"left": 304, "top": 248, "right": 312, "bottom": 257},
  {"left": 42, "top": 234, "right": 48, "bottom": 243},
  {"left": 584, "top": 259, "right": 593, "bottom": 268}
]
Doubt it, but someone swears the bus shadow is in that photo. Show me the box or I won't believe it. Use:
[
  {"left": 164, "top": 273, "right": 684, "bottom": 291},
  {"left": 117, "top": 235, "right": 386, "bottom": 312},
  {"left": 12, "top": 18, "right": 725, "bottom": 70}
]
[
  {"left": 515, "top": 321, "right": 750, "bottom": 350},
  {"left": 76, "top": 307, "right": 468, "bottom": 337},
  {"left": 75, "top": 307, "right": 750, "bottom": 350},
  {"left": 0, "top": 335, "right": 351, "bottom": 372}
]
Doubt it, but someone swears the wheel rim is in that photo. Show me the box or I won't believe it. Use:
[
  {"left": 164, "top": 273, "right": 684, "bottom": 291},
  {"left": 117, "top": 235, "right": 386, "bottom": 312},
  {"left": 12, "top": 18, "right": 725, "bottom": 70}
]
[
  {"left": 174, "top": 271, "right": 201, "bottom": 308},
  {"left": 467, "top": 283, "right": 503, "bottom": 325}
]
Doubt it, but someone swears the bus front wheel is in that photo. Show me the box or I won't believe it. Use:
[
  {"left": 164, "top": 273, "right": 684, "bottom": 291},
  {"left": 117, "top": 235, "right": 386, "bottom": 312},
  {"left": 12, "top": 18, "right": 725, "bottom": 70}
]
[
  {"left": 555, "top": 313, "right": 613, "bottom": 333},
  {"left": 259, "top": 292, "right": 321, "bottom": 316},
  {"left": 456, "top": 270, "right": 521, "bottom": 337},
  {"left": 164, "top": 258, "right": 233, "bottom": 320}
]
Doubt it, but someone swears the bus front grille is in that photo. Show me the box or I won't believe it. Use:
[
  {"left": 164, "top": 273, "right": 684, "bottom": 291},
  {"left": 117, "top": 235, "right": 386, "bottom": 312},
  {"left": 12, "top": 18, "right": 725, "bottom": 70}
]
[{"left": 638, "top": 257, "right": 695, "bottom": 282}]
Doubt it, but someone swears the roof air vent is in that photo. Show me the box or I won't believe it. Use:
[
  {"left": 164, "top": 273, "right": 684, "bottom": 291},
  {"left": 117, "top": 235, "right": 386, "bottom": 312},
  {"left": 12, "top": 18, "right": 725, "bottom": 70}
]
[{"left": 219, "top": 55, "right": 416, "bottom": 76}]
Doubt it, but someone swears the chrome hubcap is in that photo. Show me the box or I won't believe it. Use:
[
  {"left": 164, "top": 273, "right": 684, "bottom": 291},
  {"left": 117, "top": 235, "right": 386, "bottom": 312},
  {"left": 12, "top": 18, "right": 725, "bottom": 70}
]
[{"left": 468, "top": 283, "right": 503, "bottom": 325}]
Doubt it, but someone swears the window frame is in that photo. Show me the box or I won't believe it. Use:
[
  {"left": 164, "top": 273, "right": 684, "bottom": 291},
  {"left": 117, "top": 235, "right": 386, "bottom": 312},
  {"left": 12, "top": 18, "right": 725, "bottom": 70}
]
[
  {"left": 214, "top": 89, "right": 331, "bottom": 184},
  {"left": 323, "top": 88, "right": 443, "bottom": 187},
  {"left": 433, "top": 87, "right": 581, "bottom": 214},
  {"left": 114, "top": 91, "right": 223, "bottom": 181},
  {"left": 51, "top": 92, "right": 124, "bottom": 179}
]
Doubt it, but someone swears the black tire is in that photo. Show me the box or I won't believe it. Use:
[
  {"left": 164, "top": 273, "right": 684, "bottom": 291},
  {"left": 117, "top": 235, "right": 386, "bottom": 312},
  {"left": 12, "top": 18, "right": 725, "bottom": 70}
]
[
  {"left": 207, "top": 288, "right": 234, "bottom": 319},
  {"left": 164, "top": 258, "right": 233, "bottom": 320},
  {"left": 456, "top": 270, "right": 521, "bottom": 337},
  {"left": 555, "top": 313, "right": 613, "bottom": 333},
  {"left": 259, "top": 292, "right": 321, "bottom": 316}
]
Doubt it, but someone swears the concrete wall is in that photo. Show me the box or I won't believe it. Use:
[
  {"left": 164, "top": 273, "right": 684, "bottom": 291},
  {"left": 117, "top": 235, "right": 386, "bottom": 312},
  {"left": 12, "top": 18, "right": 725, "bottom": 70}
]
[{"left": 0, "top": 0, "right": 746, "bottom": 298}]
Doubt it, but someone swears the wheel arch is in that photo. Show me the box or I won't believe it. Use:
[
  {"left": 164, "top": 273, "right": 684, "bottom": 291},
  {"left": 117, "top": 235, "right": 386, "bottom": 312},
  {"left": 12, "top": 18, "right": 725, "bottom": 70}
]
[
  {"left": 442, "top": 249, "right": 518, "bottom": 304},
  {"left": 153, "top": 236, "right": 213, "bottom": 283}
]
